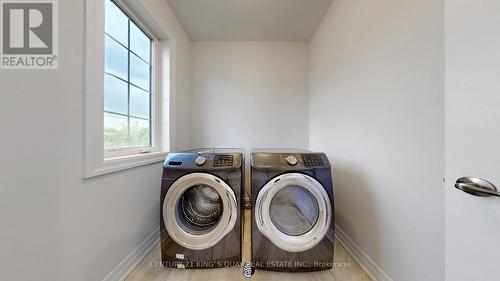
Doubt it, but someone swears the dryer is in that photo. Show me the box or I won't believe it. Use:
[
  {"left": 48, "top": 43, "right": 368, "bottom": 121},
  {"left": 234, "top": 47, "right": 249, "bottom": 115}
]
[
  {"left": 251, "top": 150, "right": 334, "bottom": 272},
  {"left": 160, "top": 149, "right": 243, "bottom": 268}
]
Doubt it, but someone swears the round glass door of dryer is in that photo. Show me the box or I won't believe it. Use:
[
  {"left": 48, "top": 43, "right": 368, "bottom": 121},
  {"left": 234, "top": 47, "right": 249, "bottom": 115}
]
[
  {"left": 255, "top": 173, "right": 331, "bottom": 252},
  {"left": 163, "top": 173, "right": 237, "bottom": 250},
  {"left": 269, "top": 185, "right": 319, "bottom": 236}
]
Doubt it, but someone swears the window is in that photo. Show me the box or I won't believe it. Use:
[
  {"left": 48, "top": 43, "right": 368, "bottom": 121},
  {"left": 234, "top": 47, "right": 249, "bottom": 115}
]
[
  {"left": 104, "top": 0, "right": 153, "bottom": 152},
  {"left": 83, "top": 0, "right": 171, "bottom": 178}
]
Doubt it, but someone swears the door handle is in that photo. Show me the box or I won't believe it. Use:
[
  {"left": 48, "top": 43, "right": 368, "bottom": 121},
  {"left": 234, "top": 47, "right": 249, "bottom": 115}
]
[{"left": 455, "top": 177, "right": 500, "bottom": 197}]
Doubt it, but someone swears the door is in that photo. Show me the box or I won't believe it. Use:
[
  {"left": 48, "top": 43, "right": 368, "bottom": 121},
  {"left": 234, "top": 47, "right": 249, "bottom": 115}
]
[
  {"left": 162, "top": 173, "right": 237, "bottom": 250},
  {"left": 255, "top": 173, "right": 331, "bottom": 252},
  {"left": 446, "top": 1, "right": 500, "bottom": 280}
]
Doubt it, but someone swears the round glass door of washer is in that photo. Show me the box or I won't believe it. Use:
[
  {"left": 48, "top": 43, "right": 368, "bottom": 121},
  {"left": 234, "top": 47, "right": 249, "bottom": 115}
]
[
  {"left": 163, "top": 173, "right": 237, "bottom": 250},
  {"left": 179, "top": 184, "right": 223, "bottom": 231}
]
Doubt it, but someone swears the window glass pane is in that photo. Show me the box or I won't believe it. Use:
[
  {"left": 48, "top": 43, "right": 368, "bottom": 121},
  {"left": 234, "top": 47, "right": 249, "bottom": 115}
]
[
  {"left": 129, "top": 118, "right": 150, "bottom": 147},
  {"left": 130, "top": 22, "right": 150, "bottom": 62},
  {"left": 130, "top": 53, "right": 150, "bottom": 91},
  {"left": 103, "top": 0, "right": 153, "bottom": 151},
  {"left": 105, "top": 0, "right": 128, "bottom": 45},
  {"left": 104, "top": 113, "right": 128, "bottom": 149},
  {"left": 269, "top": 185, "right": 319, "bottom": 236},
  {"left": 130, "top": 85, "right": 150, "bottom": 119},
  {"left": 104, "top": 74, "right": 128, "bottom": 114},
  {"left": 105, "top": 35, "right": 128, "bottom": 80}
]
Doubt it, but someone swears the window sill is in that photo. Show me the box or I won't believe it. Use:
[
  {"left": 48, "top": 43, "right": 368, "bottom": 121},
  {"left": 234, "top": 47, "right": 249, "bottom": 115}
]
[{"left": 84, "top": 151, "right": 167, "bottom": 178}]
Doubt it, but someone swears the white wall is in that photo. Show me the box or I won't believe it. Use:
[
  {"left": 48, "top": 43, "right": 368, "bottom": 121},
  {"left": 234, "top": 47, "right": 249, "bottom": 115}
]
[
  {"left": 0, "top": 0, "right": 190, "bottom": 280},
  {"left": 190, "top": 41, "right": 309, "bottom": 151},
  {"left": 309, "top": 1, "right": 444, "bottom": 280}
]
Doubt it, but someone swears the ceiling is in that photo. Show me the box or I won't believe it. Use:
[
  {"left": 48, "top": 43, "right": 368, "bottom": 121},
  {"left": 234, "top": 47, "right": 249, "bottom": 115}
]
[{"left": 166, "top": 0, "right": 334, "bottom": 41}]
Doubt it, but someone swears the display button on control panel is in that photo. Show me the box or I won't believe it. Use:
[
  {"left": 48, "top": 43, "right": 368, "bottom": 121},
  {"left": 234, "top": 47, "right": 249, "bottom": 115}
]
[
  {"left": 213, "top": 154, "right": 234, "bottom": 167},
  {"left": 302, "top": 154, "right": 325, "bottom": 167}
]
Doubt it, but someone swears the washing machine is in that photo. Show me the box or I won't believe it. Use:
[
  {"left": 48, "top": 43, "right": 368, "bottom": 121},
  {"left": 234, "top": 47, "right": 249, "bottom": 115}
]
[
  {"left": 251, "top": 149, "right": 334, "bottom": 272},
  {"left": 160, "top": 148, "right": 243, "bottom": 268}
]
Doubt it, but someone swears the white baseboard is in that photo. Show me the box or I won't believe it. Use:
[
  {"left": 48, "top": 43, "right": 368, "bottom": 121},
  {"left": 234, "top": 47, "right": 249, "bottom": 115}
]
[
  {"left": 335, "top": 225, "right": 393, "bottom": 281},
  {"left": 102, "top": 228, "right": 160, "bottom": 281}
]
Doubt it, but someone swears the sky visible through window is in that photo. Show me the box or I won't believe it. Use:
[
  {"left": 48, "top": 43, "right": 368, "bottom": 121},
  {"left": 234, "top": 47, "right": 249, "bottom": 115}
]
[{"left": 104, "top": 0, "right": 152, "bottom": 150}]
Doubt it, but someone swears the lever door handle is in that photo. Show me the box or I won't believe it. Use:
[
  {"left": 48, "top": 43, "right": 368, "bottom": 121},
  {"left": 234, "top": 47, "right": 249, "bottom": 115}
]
[{"left": 455, "top": 177, "right": 500, "bottom": 197}]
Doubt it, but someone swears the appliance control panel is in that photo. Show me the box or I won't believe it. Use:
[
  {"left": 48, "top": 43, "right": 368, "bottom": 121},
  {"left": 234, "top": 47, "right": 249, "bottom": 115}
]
[
  {"left": 301, "top": 154, "right": 326, "bottom": 167},
  {"left": 251, "top": 151, "right": 330, "bottom": 169},
  {"left": 213, "top": 154, "right": 234, "bottom": 167},
  {"left": 164, "top": 151, "right": 242, "bottom": 169}
]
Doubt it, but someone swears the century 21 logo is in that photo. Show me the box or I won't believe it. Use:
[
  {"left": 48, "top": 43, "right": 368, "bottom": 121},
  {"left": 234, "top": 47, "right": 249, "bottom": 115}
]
[{"left": 2, "top": 2, "right": 53, "bottom": 54}]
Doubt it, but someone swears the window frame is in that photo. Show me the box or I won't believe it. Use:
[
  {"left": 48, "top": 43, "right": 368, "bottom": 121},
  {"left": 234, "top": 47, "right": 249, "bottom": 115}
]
[{"left": 83, "top": 0, "right": 171, "bottom": 178}]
